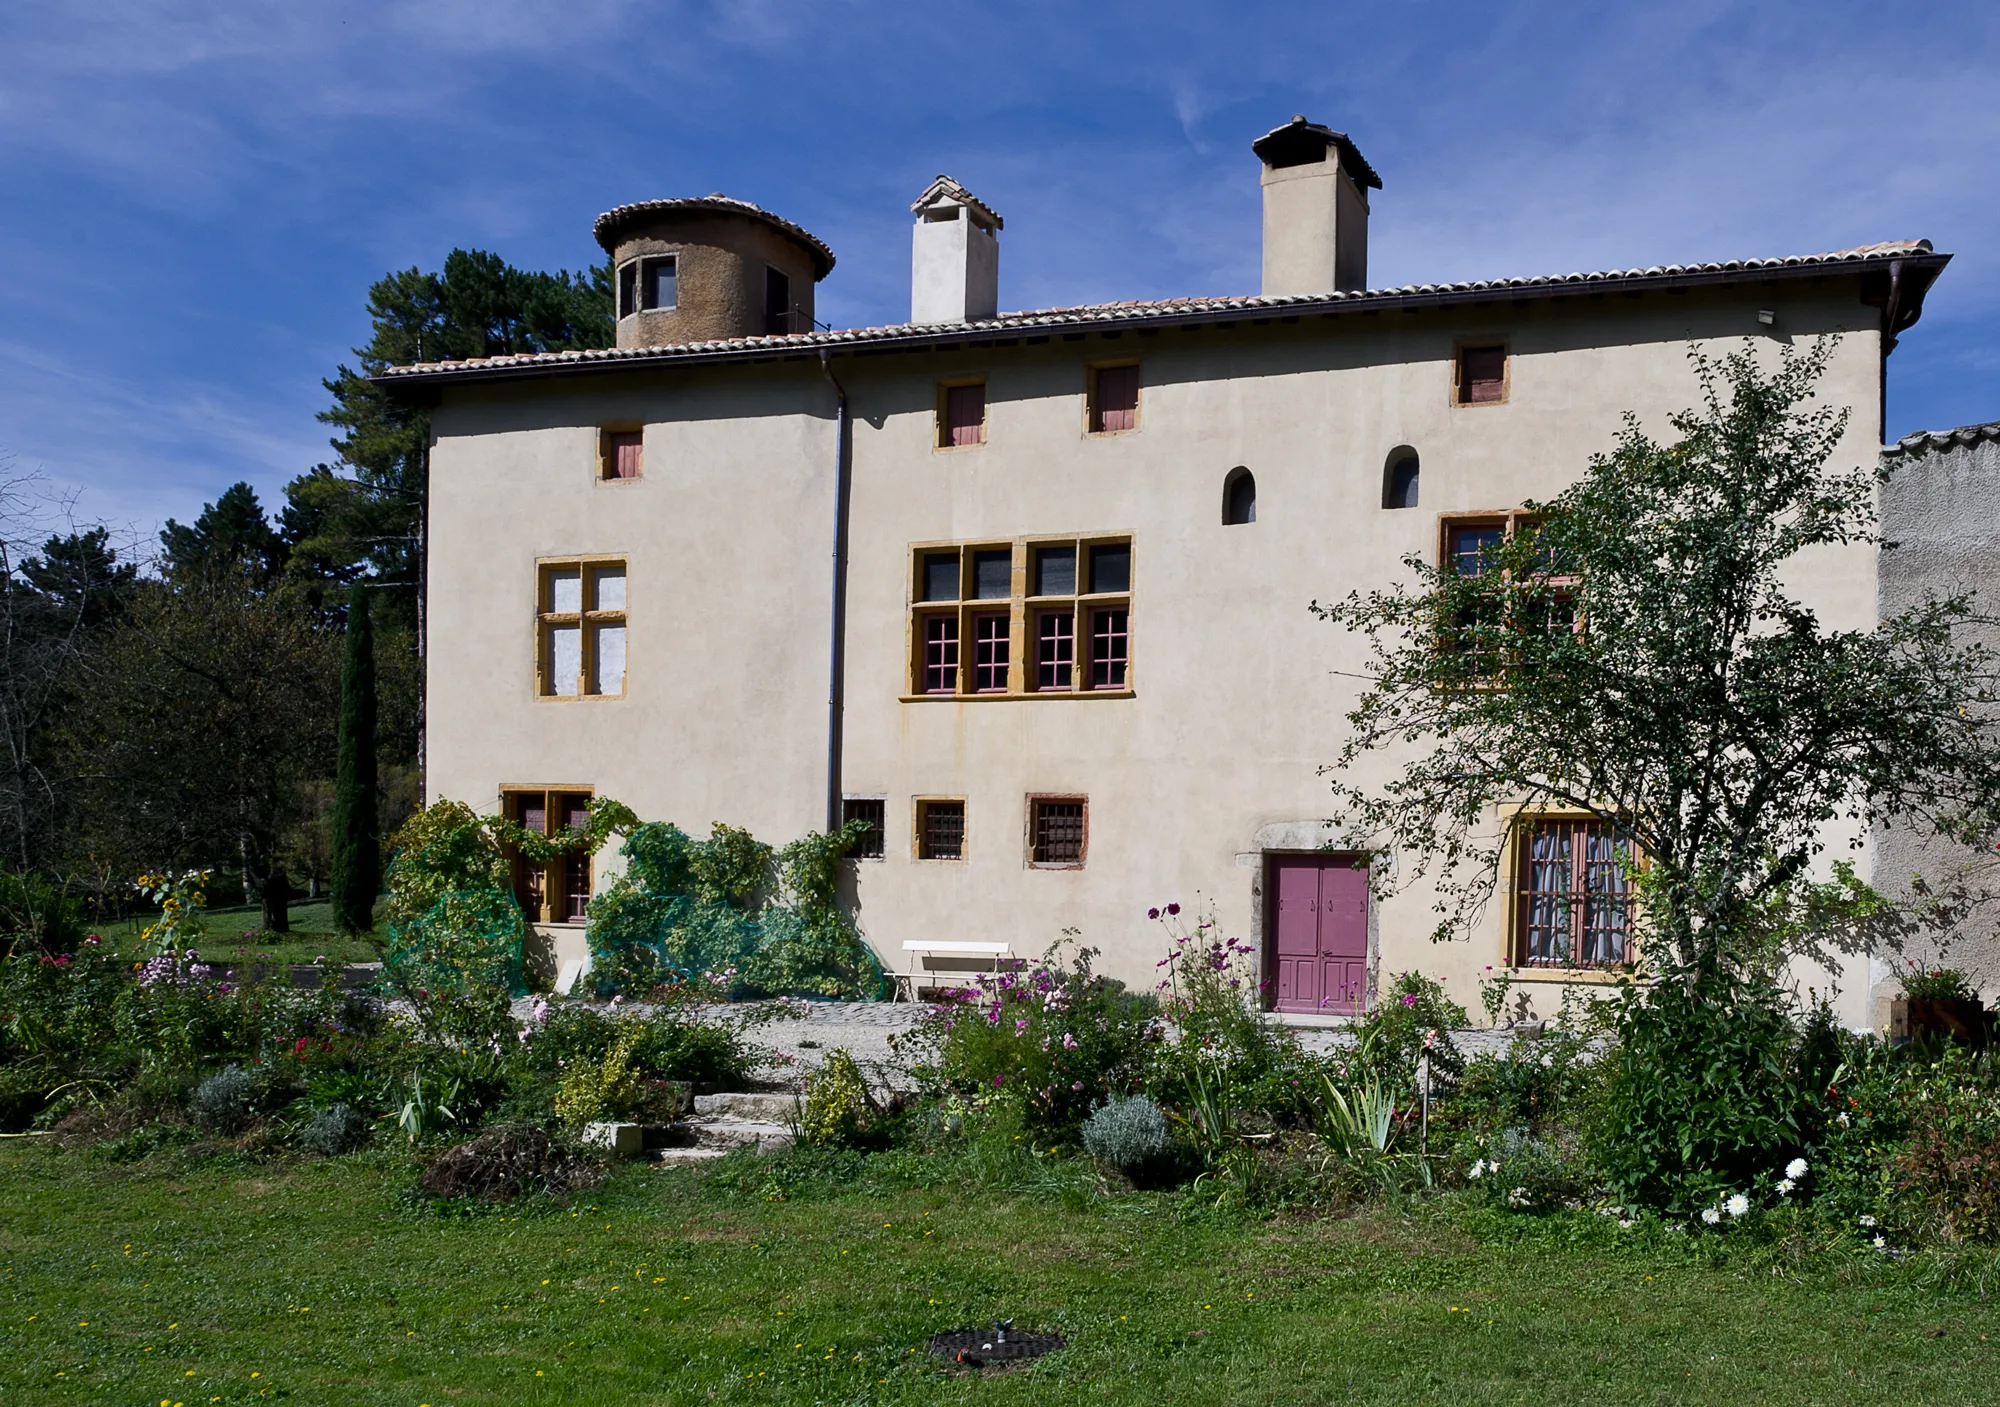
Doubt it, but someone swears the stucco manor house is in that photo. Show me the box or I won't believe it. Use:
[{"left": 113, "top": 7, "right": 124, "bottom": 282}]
[{"left": 382, "top": 116, "right": 1957, "bottom": 1029}]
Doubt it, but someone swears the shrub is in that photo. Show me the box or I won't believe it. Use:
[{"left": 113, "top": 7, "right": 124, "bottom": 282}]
[
  {"left": 300, "top": 1102, "right": 372, "bottom": 1156},
  {"left": 1593, "top": 969, "right": 1816, "bottom": 1215},
  {"left": 0, "top": 871, "right": 88, "bottom": 959},
  {"left": 553, "top": 1029, "right": 641, "bottom": 1127},
  {"left": 1081, "top": 1093, "right": 1168, "bottom": 1173},
  {"left": 190, "top": 1065, "right": 253, "bottom": 1132},
  {"left": 800, "top": 1049, "right": 871, "bottom": 1148},
  {"left": 909, "top": 939, "right": 1159, "bottom": 1141},
  {"left": 417, "top": 1124, "right": 605, "bottom": 1202},
  {"left": 1350, "top": 971, "right": 1469, "bottom": 1094},
  {"left": 1888, "top": 1060, "right": 2000, "bottom": 1244}
]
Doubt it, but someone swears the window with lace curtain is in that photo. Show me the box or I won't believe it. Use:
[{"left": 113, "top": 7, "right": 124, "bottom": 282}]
[{"left": 1514, "top": 818, "right": 1636, "bottom": 968}]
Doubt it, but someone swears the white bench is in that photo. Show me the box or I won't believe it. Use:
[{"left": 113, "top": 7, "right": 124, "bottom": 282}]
[{"left": 894, "top": 941, "right": 1014, "bottom": 1001}]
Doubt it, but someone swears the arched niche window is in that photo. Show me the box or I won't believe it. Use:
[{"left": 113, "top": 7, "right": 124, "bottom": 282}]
[
  {"left": 1382, "top": 448, "right": 1420, "bottom": 510},
  {"left": 1222, "top": 467, "right": 1257, "bottom": 525}
]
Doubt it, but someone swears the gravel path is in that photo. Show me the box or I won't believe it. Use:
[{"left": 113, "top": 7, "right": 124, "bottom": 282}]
[{"left": 517, "top": 997, "right": 1538, "bottom": 1090}]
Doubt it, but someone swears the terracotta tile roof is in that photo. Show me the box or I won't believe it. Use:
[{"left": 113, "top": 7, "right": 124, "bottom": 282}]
[
  {"left": 592, "top": 195, "right": 836, "bottom": 278},
  {"left": 379, "top": 239, "right": 1941, "bottom": 385},
  {"left": 1882, "top": 419, "right": 2000, "bottom": 458}
]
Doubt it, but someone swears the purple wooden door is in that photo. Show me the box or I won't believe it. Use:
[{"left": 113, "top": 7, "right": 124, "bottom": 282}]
[{"left": 1270, "top": 857, "right": 1370, "bottom": 1015}]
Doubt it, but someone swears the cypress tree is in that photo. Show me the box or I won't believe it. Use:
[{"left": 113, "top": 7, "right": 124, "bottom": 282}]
[{"left": 330, "top": 580, "right": 379, "bottom": 934}]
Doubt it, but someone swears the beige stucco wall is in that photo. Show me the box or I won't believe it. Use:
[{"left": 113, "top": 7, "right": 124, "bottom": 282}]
[{"left": 426, "top": 282, "right": 1887, "bottom": 1024}]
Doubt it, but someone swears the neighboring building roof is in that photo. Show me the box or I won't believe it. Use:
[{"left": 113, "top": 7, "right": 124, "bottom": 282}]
[
  {"left": 912, "top": 175, "right": 1003, "bottom": 231},
  {"left": 592, "top": 195, "right": 836, "bottom": 279},
  {"left": 379, "top": 239, "right": 1945, "bottom": 388},
  {"left": 1252, "top": 116, "right": 1383, "bottom": 190},
  {"left": 1882, "top": 420, "right": 2000, "bottom": 458}
]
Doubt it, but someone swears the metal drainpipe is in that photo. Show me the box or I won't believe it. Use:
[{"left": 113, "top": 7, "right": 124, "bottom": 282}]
[{"left": 818, "top": 350, "right": 854, "bottom": 833}]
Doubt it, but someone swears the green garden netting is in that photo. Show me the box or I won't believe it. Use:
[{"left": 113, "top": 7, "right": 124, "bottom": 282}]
[{"left": 383, "top": 888, "right": 529, "bottom": 998}]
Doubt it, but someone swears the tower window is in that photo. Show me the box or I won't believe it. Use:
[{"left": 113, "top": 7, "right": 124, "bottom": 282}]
[
  {"left": 1223, "top": 467, "right": 1257, "bottom": 525},
  {"left": 1383, "top": 449, "right": 1419, "bottom": 509},
  {"left": 764, "top": 266, "right": 792, "bottom": 334},
  {"left": 639, "top": 256, "right": 676, "bottom": 311}
]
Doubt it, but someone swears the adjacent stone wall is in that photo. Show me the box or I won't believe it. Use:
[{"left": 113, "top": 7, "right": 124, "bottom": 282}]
[{"left": 1875, "top": 421, "right": 2000, "bottom": 1017}]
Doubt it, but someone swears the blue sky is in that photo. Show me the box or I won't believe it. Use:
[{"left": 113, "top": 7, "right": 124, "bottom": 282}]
[{"left": 2, "top": 0, "right": 1995, "bottom": 548}]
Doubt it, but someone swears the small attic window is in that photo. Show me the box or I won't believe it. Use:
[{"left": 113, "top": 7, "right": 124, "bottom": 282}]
[
  {"left": 923, "top": 204, "right": 962, "bottom": 223},
  {"left": 1456, "top": 345, "right": 1507, "bottom": 405}
]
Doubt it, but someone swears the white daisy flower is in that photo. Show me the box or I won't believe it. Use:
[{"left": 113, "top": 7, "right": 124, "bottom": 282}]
[
  {"left": 1873, "top": 1234, "right": 1887, "bottom": 1249},
  {"left": 1859, "top": 1215, "right": 1877, "bottom": 1228},
  {"left": 1785, "top": 1157, "right": 1808, "bottom": 1180},
  {"left": 1725, "top": 1194, "right": 1750, "bottom": 1218},
  {"left": 1701, "top": 1207, "right": 1721, "bottom": 1225},
  {"left": 1776, "top": 1178, "right": 1794, "bottom": 1196}
]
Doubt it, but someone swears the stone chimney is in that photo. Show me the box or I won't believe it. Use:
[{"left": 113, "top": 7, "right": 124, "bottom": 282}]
[
  {"left": 1252, "top": 117, "right": 1381, "bottom": 296},
  {"left": 910, "top": 176, "right": 1002, "bottom": 324}
]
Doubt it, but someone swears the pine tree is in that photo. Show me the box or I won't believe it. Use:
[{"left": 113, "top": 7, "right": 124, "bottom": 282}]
[{"left": 330, "top": 580, "right": 379, "bottom": 934}]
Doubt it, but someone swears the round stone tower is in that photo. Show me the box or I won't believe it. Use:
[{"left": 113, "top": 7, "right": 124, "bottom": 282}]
[{"left": 594, "top": 195, "right": 835, "bottom": 348}]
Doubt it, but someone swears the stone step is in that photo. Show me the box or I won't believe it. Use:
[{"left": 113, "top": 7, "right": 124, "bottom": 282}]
[
  {"left": 693, "top": 1091, "right": 798, "bottom": 1123},
  {"left": 651, "top": 1146, "right": 730, "bottom": 1167},
  {"left": 687, "top": 1117, "right": 794, "bottom": 1152}
]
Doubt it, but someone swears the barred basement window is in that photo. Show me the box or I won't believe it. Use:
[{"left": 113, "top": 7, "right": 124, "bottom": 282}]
[
  {"left": 917, "top": 799, "right": 965, "bottom": 860},
  {"left": 1029, "top": 797, "right": 1087, "bottom": 867},
  {"left": 907, "top": 536, "right": 1133, "bottom": 698},
  {"left": 841, "top": 798, "right": 886, "bottom": 860},
  {"left": 537, "top": 559, "right": 627, "bottom": 698}
]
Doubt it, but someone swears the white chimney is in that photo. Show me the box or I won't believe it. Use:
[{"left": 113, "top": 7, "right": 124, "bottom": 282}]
[
  {"left": 1253, "top": 116, "right": 1381, "bottom": 296},
  {"left": 910, "top": 175, "right": 1002, "bottom": 324}
]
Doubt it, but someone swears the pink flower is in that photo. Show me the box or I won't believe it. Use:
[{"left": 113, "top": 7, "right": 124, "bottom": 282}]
[
  {"left": 1400, "top": 994, "right": 1417, "bottom": 1007},
  {"left": 992, "top": 1074, "right": 1005, "bottom": 1088},
  {"left": 1062, "top": 1033, "right": 1079, "bottom": 1050},
  {"left": 1071, "top": 1081, "right": 1084, "bottom": 1091}
]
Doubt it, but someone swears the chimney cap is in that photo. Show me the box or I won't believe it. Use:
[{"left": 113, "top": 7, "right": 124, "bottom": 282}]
[
  {"left": 1251, "top": 116, "right": 1383, "bottom": 189},
  {"left": 911, "top": 174, "right": 1004, "bottom": 232}
]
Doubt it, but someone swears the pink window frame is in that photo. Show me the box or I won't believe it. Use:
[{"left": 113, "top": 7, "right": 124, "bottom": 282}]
[
  {"left": 921, "top": 613, "right": 959, "bottom": 694},
  {"left": 1035, "top": 609, "right": 1074, "bottom": 690},
  {"left": 971, "top": 611, "right": 1010, "bottom": 693},
  {"left": 1089, "top": 608, "right": 1128, "bottom": 689}
]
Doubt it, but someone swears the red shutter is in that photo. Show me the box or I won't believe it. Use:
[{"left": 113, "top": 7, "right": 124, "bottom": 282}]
[
  {"left": 1460, "top": 347, "right": 1507, "bottom": 404},
  {"left": 945, "top": 384, "right": 986, "bottom": 446},
  {"left": 606, "top": 431, "right": 642, "bottom": 479},
  {"left": 1094, "top": 365, "right": 1140, "bottom": 432}
]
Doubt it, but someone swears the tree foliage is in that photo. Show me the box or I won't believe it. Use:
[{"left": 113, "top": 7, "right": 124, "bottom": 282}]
[
  {"left": 331, "top": 581, "right": 379, "bottom": 934},
  {"left": 65, "top": 577, "right": 340, "bottom": 930},
  {"left": 297, "top": 251, "right": 613, "bottom": 602},
  {"left": 1316, "top": 340, "right": 2000, "bottom": 978}
]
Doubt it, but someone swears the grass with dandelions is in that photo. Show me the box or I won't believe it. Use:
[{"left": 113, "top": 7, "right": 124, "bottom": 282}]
[{"left": 1, "top": 1142, "right": 1995, "bottom": 1406}]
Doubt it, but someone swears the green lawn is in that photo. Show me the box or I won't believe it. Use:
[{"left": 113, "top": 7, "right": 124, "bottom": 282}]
[
  {"left": 2, "top": 1145, "right": 1994, "bottom": 1405},
  {"left": 96, "top": 898, "right": 386, "bottom": 966}
]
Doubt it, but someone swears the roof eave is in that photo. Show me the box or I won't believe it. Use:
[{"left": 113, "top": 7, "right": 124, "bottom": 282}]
[{"left": 374, "top": 250, "right": 1951, "bottom": 395}]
